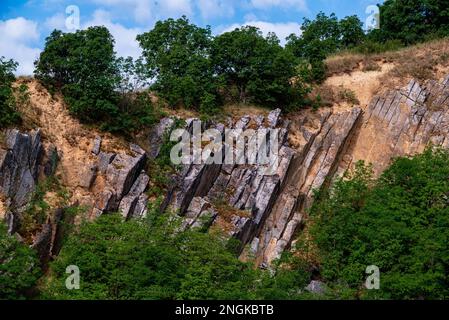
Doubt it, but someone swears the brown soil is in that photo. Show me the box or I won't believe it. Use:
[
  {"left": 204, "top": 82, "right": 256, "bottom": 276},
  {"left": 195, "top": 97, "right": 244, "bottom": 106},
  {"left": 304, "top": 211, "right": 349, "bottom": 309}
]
[{"left": 13, "top": 79, "right": 129, "bottom": 209}]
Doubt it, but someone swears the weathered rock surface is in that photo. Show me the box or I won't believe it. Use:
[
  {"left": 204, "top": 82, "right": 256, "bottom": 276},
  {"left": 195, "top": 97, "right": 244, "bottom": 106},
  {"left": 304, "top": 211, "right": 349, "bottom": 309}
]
[
  {"left": 2, "top": 74, "right": 449, "bottom": 271},
  {"left": 92, "top": 143, "right": 148, "bottom": 217},
  {"left": 0, "top": 129, "right": 43, "bottom": 233},
  {"left": 350, "top": 77, "right": 449, "bottom": 175},
  {"left": 148, "top": 117, "right": 175, "bottom": 159},
  {"left": 31, "top": 207, "right": 73, "bottom": 265},
  {"left": 118, "top": 171, "right": 150, "bottom": 219},
  {"left": 305, "top": 280, "right": 327, "bottom": 295},
  {"left": 163, "top": 109, "right": 298, "bottom": 253}
]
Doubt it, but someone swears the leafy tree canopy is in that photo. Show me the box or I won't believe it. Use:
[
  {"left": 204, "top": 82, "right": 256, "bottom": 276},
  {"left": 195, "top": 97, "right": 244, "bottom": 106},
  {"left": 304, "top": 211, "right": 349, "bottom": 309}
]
[
  {"left": 305, "top": 148, "right": 449, "bottom": 299},
  {"left": 137, "top": 16, "right": 217, "bottom": 112},
  {"left": 286, "top": 12, "right": 365, "bottom": 82},
  {"left": 0, "top": 222, "right": 41, "bottom": 299},
  {"left": 34, "top": 27, "right": 159, "bottom": 134},
  {"left": 212, "top": 26, "right": 306, "bottom": 110},
  {"left": 0, "top": 57, "right": 21, "bottom": 128},
  {"left": 377, "top": 0, "right": 449, "bottom": 44}
]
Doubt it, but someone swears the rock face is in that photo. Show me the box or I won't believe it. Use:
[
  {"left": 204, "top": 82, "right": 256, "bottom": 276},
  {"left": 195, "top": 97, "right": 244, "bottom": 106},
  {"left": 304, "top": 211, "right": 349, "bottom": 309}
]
[
  {"left": 2, "top": 74, "right": 449, "bottom": 270},
  {"left": 305, "top": 280, "right": 327, "bottom": 295},
  {"left": 159, "top": 107, "right": 363, "bottom": 263},
  {"left": 91, "top": 142, "right": 149, "bottom": 218},
  {"left": 158, "top": 75, "right": 449, "bottom": 267},
  {"left": 0, "top": 129, "right": 43, "bottom": 233},
  {"left": 349, "top": 77, "right": 449, "bottom": 175},
  {"left": 162, "top": 109, "right": 299, "bottom": 253},
  {"left": 148, "top": 117, "right": 175, "bottom": 159},
  {"left": 31, "top": 207, "right": 73, "bottom": 266}
]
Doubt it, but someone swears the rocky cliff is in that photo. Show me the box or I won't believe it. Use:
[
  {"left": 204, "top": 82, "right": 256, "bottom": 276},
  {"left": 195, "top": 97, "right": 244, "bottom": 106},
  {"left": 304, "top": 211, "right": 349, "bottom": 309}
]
[{"left": 1, "top": 75, "right": 449, "bottom": 266}]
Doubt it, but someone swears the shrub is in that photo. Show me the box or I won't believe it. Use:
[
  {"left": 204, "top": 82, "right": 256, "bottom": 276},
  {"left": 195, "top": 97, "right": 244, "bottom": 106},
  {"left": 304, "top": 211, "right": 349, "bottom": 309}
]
[
  {"left": 0, "top": 222, "right": 42, "bottom": 299},
  {"left": 137, "top": 17, "right": 218, "bottom": 111},
  {"left": 0, "top": 57, "right": 21, "bottom": 128},
  {"left": 305, "top": 148, "right": 449, "bottom": 299},
  {"left": 41, "top": 213, "right": 259, "bottom": 300}
]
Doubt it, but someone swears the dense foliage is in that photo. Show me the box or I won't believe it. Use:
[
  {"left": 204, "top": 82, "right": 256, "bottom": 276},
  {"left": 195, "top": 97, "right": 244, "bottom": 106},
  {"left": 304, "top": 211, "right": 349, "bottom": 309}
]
[
  {"left": 375, "top": 0, "right": 449, "bottom": 44},
  {"left": 304, "top": 148, "right": 449, "bottom": 299},
  {"left": 0, "top": 222, "right": 41, "bottom": 299},
  {"left": 137, "top": 17, "right": 218, "bottom": 113},
  {"left": 286, "top": 13, "right": 365, "bottom": 82},
  {"left": 0, "top": 57, "right": 20, "bottom": 128},
  {"left": 42, "top": 214, "right": 260, "bottom": 300},
  {"left": 137, "top": 17, "right": 307, "bottom": 113},
  {"left": 31, "top": 2, "right": 449, "bottom": 119},
  {"left": 212, "top": 26, "right": 307, "bottom": 109},
  {"left": 34, "top": 27, "right": 159, "bottom": 134}
]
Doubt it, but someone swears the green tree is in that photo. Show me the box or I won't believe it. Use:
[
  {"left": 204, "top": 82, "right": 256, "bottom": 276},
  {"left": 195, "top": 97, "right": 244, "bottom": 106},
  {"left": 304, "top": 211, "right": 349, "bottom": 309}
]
[
  {"left": 34, "top": 27, "right": 122, "bottom": 129},
  {"left": 378, "top": 0, "right": 449, "bottom": 44},
  {"left": 42, "top": 213, "right": 259, "bottom": 300},
  {"left": 286, "top": 12, "right": 365, "bottom": 82},
  {"left": 34, "top": 27, "right": 159, "bottom": 134},
  {"left": 212, "top": 26, "right": 305, "bottom": 110},
  {"left": 306, "top": 148, "right": 449, "bottom": 299},
  {"left": 339, "top": 15, "right": 365, "bottom": 48},
  {"left": 0, "top": 222, "right": 42, "bottom": 299},
  {"left": 0, "top": 57, "right": 20, "bottom": 128},
  {"left": 137, "top": 17, "right": 217, "bottom": 112}
]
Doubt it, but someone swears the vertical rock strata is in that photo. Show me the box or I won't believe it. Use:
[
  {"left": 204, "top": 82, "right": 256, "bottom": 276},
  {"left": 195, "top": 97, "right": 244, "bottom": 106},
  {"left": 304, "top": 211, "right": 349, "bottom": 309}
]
[{"left": 2, "top": 75, "right": 449, "bottom": 266}]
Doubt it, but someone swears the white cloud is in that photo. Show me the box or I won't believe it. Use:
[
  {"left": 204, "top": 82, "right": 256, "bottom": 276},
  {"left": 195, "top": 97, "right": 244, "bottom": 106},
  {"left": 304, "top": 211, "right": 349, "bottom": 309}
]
[
  {"left": 84, "top": 10, "right": 143, "bottom": 59},
  {"left": 91, "top": 0, "right": 193, "bottom": 24},
  {"left": 220, "top": 21, "right": 302, "bottom": 45},
  {"left": 44, "top": 13, "right": 66, "bottom": 31},
  {"left": 0, "top": 17, "right": 41, "bottom": 75},
  {"left": 197, "top": 0, "right": 235, "bottom": 19},
  {"left": 250, "top": 0, "right": 308, "bottom": 12}
]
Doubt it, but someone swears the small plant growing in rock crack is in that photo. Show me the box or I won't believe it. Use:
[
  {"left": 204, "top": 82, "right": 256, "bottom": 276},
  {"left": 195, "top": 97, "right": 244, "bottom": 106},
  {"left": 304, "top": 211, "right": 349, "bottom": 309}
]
[
  {"left": 19, "top": 175, "right": 72, "bottom": 242},
  {"left": 15, "top": 83, "right": 31, "bottom": 109},
  {"left": 147, "top": 118, "right": 186, "bottom": 196}
]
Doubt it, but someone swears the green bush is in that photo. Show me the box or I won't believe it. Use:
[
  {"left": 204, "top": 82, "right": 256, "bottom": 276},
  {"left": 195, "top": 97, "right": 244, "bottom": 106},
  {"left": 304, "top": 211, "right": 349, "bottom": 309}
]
[
  {"left": 305, "top": 148, "right": 449, "bottom": 299},
  {"left": 34, "top": 27, "right": 158, "bottom": 135},
  {"left": 212, "top": 26, "right": 306, "bottom": 110},
  {"left": 352, "top": 39, "right": 403, "bottom": 55},
  {"left": 41, "top": 213, "right": 260, "bottom": 300},
  {"left": 137, "top": 16, "right": 218, "bottom": 113},
  {"left": 0, "top": 57, "right": 20, "bottom": 128},
  {"left": 0, "top": 222, "right": 41, "bottom": 299}
]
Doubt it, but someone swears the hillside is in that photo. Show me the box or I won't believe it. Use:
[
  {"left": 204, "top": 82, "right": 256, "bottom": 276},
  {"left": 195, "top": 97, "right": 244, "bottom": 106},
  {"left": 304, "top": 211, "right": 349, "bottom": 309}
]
[{"left": 1, "top": 27, "right": 449, "bottom": 299}]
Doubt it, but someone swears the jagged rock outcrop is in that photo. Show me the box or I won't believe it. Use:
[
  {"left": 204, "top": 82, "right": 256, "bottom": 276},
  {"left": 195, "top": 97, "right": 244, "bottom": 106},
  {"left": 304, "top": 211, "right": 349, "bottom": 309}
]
[
  {"left": 0, "top": 129, "right": 43, "bottom": 233},
  {"left": 31, "top": 207, "right": 73, "bottom": 265},
  {"left": 2, "top": 74, "right": 448, "bottom": 270},
  {"left": 256, "top": 107, "right": 363, "bottom": 265},
  {"left": 161, "top": 107, "right": 363, "bottom": 263},
  {"left": 148, "top": 117, "right": 175, "bottom": 159},
  {"left": 162, "top": 109, "right": 298, "bottom": 253},
  {"left": 157, "top": 75, "right": 449, "bottom": 267},
  {"left": 349, "top": 76, "right": 449, "bottom": 175},
  {"left": 91, "top": 143, "right": 149, "bottom": 218}
]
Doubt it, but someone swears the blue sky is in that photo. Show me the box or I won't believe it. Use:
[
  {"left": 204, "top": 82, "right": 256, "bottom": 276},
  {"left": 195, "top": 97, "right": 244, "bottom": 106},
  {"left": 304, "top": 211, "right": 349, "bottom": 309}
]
[{"left": 0, "top": 0, "right": 383, "bottom": 75}]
